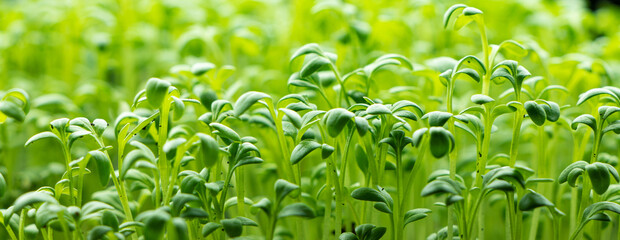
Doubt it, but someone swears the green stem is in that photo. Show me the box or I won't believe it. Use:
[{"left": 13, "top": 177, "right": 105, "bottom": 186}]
[
  {"left": 18, "top": 209, "right": 26, "bottom": 240},
  {"left": 506, "top": 192, "right": 516, "bottom": 240},
  {"left": 62, "top": 144, "right": 75, "bottom": 205},
  {"left": 328, "top": 62, "right": 352, "bottom": 107},
  {"left": 508, "top": 109, "right": 523, "bottom": 167},
  {"left": 3, "top": 223, "right": 17, "bottom": 240},
  {"left": 394, "top": 148, "right": 404, "bottom": 240},
  {"left": 158, "top": 100, "right": 171, "bottom": 206},
  {"left": 269, "top": 103, "right": 296, "bottom": 184},
  {"left": 96, "top": 136, "right": 135, "bottom": 235},
  {"left": 237, "top": 166, "right": 246, "bottom": 216}
]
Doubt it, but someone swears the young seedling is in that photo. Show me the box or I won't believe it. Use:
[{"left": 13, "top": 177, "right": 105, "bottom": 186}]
[{"left": 252, "top": 179, "right": 316, "bottom": 240}]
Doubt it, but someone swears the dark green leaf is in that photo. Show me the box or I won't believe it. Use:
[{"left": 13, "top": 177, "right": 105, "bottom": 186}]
[
  {"left": 145, "top": 78, "right": 171, "bottom": 108},
  {"left": 197, "top": 133, "right": 219, "bottom": 168},
  {"left": 278, "top": 203, "right": 315, "bottom": 219},
  {"left": 221, "top": 218, "right": 243, "bottom": 238},
  {"left": 202, "top": 222, "right": 222, "bottom": 237},
  {"left": 428, "top": 127, "right": 454, "bottom": 158},
  {"left": 471, "top": 94, "right": 494, "bottom": 105},
  {"left": 571, "top": 114, "right": 597, "bottom": 131},
  {"left": 351, "top": 187, "right": 385, "bottom": 202},
  {"left": 323, "top": 108, "right": 355, "bottom": 138},
  {"left": 519, "top": 190, "right": 554, "bottom": 211},
  {"left": 290, "top": 140, "right": 322, "bottom": 165},
  {"left": 275, "top": 179, "right": 299, "bottom": 203},
  {"left": 525, "top": 101, "right": 547, "bottom": 126},
  {"left": 587, "top": 162, "right": 611, "bottom": 195},
  {"left": 300, "top": 56, "right": 330, "bottom": 78}
]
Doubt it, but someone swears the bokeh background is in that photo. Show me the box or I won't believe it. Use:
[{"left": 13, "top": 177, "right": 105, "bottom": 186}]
[{"left": 1, "top": 0, "right": 620, "bottom": 238}]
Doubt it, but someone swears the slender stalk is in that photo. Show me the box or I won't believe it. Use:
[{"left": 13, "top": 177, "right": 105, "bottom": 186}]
[
  {"left": 393, "top": 147, "right": 404, "bottom": 240},
  {"left": 158, "top": 98, "right": 171, "bottom": 206},
  {"left": 18, "top": 209, "right": 26, "bottom": 240},
  {"left": 3, "top": 223, "right": 17, "bottom": 240},
  {"left": 62, "top": 144, "right": 75, "bottom": 205},
  {"left": 529, "top": 126, "right": 547, "bottom": 240}
]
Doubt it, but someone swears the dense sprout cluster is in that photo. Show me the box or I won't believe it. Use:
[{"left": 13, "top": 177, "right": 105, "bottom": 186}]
[{"left": 1, "top": 1, "right": 620, "bottom": 240}]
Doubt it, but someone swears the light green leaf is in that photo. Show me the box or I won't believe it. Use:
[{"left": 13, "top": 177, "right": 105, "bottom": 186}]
[
  {"left": 233, "top": 91, "right": 270, "bottom": 116},
  {"left": 210, "top": 123, "right": 241, "bottom": 142}
]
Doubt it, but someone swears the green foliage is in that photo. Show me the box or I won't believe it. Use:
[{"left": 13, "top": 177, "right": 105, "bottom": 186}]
[{"left": 1, "top": 1, "right": 620, "bottom": 240}]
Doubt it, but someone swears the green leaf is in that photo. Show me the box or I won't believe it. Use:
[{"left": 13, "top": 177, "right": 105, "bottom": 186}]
[
  {"left": 525, "top": 101, "right": 547, "bottom": 126},
  {"left": 171, "top": 193, "right": 200, "bottom": 216},
  {"left": 233, "top": 156, "right": 263, "bottom": 170},
  {"left": 141, "top": 210, "right": 170, "bottom": 240},
  {"left": 519, "top": 190, "right": 554, "bottom": 211},
  {"left": 486, "top": 179, "right": 515, "bottom": 192},
  {"left": 0, "top": 101, "right": 26, "bottom": 122},
  {"left": 367, "top": 104, "right": 392, "bottom": 115},
  {"left": 251, "top": 198, "right": 272, "bottom": 216},
  {"left": 101, "top": 210, "right": 119, "bottom": 231},
  {"left": 321, "top": 144, "right": 335, "bottom": 159},
  {"left": 191, "top": 62, "right": 215, "bottom": 76},
  {"left": 403, "top": 208, "right": 431, "bottom": 227},
  {"left": 471, "top": 94, "right": 494, "bottom": 105},
  {"left": 540, "top": 100, "right": 560, "bottom": 122},
  {"left": 428, "top": 127, "right": 455, "bottom": 158},
  {"left": 234, "top": 216, "right": 258, "bottom": 226},
  {"left": 210, "top": 123, "right": 241, "bottom": 142},
  {"left": 498, "top": 40, "right": 528, "bottom": 59},
  {"left": 92, "top": 119, "right": 108, "bottom": 136},
  {"left": 86, "top": 150, "right": 111, "bottom": 186},
  {"left": 275, "top": 179, "right": 299, "bottom": 203},
  {"left": 339, "top": 232, "right": 359, "bottom": 240},
  {"left": 373, "top": 202, "right": 392, "bottom": 214},
  {"left": 197, "top": 133, "right": 220, "bottom": 168},
  {"left": 559, "top": 161, "right": 587, "bottom": 184},
  {"left": 421, "top": 180, "right": 459, "bottom": 196},
  {"left": 454, "top": 55, "right": 486, "bottom": 76},
  {"left": 577, "top": 88, "right": 620, "bottom": 106},
  {"left": 221, "top": 218, "right": 243, "bottom": 238},
  {"left": 571, "top": 114, "right": 597, "bottom": 131},
  {"left": 277, "top": 203, "right": 315, "bottom": 219},
  {"left": 423, "top": 111, "right": 453, "bottom": 127},
  {"left": 14, "top": 192, "right": 58, "bottom": 214},
  {"left": 463, "top": 7, "right": 483, "bottom": 16},
  {"left": 323, "top": 108, "right": 355, "bottom": 138},
  {"left": 290, "top": 43, "right": 323, "bottom": 62},
  {"left": 290, "top": 140, "right": 322, "bottom": 165},
  {"left": 120, "top": 150, "right": 149, "bottom": 179},
  {"left": 443, "top": 4, "right": 467, "bottom": 29},
  {"left": 88, "top": 225, "right": 113, "bottom": 240},
  {"left": 233, "top": 91, "right": 270, "bottom": 116},
  {"left": 202, "top": 222, "right": 222, "bottom": 237},
  {"left": 170, "top": 218, "right": 189, "bottom": 240},
  {"left": 145, "top": 78, "right": 171, "bottom": 108},
  {"left": 25, "top": 131, "right": 61, "bottom": 147},
  {"left": 587, "top": 162, "right": 611, "bottom": 195},
  {"left": 300, "top": 56, "right": 330, "bottom": 78},
  {"left": 351, "top": 187, "right": 385, "bottom": 202}
]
